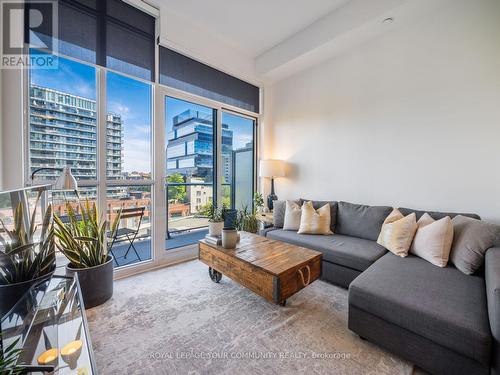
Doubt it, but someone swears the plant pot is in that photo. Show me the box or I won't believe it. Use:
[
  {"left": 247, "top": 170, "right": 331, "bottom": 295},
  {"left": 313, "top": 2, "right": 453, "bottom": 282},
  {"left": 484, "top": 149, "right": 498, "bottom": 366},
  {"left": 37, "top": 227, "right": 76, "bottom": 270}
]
[
  {"left": 222, "top": 228, "right": 238, "bottom": 249},
  {"left": 66, "top": 255, "right": 114, "bottom": 309},
  {"left": 0, "top": 270, "right": 54, "bottom": 317},
  {"left": 208, "top": 221, "right": 224, "bottom": 236},
  {"left": 224, "top": 209, "right": 238, "bottom": 229}
]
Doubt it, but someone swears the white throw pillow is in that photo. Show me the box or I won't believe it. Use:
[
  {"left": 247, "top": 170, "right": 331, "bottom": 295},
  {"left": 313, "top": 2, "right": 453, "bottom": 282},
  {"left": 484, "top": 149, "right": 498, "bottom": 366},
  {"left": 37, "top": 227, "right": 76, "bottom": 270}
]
[
  {"left": 283, "top": 200, "right": 302, "bottom": 231},
  {"left": 410, "top": 213, "right": 453, "bottom": 267},
  {"left": 298, "top": 201, "right": 333, "bottom": 235},
  {"left": 377, "top": 208, "right": 417, "bottom": 257}
]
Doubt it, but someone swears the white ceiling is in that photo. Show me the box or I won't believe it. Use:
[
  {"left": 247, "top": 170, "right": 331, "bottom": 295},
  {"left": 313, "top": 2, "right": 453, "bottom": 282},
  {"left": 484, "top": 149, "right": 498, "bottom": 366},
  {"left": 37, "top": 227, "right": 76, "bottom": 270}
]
[{"left": 150, "top": 0, "right": 350, "bottom": 57}]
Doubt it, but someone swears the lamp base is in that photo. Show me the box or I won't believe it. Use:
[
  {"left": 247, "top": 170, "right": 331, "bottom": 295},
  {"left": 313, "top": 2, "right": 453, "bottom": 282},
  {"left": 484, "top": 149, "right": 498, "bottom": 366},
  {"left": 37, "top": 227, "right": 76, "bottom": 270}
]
[{"left": 267, "top": 193, "right": 278, "bottom": 211}]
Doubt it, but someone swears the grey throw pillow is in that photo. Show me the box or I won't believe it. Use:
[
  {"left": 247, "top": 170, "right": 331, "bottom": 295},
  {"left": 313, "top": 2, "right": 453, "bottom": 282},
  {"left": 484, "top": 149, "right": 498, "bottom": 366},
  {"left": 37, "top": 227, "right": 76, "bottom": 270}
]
[
  {"left": 450, "top": 215, "right": 500, "bottom": 275},
  {"left": 274, "top": 199, "right": 300, "bottom": 228}
]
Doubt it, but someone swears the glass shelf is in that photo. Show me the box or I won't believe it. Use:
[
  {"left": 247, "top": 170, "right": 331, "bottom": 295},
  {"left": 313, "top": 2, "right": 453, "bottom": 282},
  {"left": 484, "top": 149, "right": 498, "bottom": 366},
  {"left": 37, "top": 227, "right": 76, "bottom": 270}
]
[{"left": 1, "top": 275, "right": 96, "bottom": 374}]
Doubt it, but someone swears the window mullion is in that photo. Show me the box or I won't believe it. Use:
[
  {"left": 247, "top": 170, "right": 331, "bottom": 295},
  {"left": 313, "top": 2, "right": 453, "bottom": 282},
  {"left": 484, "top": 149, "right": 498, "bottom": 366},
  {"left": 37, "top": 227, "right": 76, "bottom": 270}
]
[{"left": 97, "top": 68, "right": 107, "bottom": 228}]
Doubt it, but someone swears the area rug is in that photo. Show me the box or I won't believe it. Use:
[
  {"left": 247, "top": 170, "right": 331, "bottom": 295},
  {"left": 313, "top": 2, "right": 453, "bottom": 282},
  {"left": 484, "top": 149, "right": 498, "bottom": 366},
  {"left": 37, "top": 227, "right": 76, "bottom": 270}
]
[{"left": 86, "top": 260, "right": 419, "bottom": 374}]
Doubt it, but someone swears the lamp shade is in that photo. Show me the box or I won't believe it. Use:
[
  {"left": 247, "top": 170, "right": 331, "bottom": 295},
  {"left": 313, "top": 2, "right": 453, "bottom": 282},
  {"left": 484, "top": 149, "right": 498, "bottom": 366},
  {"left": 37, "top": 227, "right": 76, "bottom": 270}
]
[
  {"left": 53, "top": 167, "right": 78, "bottom": 191},
  {"left": 259, "top": 159, "right": 285, "bottom": 178}
]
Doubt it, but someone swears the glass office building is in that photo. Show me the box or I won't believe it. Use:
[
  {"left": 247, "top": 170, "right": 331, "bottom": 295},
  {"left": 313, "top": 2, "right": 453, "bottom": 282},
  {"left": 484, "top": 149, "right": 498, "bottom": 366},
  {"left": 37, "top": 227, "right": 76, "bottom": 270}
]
[
  {"left": 29, "top": 85, "right": 123, "bottom": 180},
  {"left": 167, "top": 109, "right": 233, "bottom": 183}
]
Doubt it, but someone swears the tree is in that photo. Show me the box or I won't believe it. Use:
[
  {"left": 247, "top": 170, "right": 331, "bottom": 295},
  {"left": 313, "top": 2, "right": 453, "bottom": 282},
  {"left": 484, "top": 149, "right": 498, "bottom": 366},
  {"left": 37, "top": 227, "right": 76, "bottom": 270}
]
[{"left": 166, "top": 173, "right": 186, "bottom": 202}]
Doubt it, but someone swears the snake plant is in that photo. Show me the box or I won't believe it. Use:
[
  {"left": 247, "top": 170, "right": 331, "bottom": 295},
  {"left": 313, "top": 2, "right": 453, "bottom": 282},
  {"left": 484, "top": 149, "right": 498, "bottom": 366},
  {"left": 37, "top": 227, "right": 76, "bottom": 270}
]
[
  {"left": 0, "top": 192, "right": 55, "bottom": 285},
  {"left": 53, "top": 200, "right": 121, "bottom": 268},
  {"left": 0, "top": 334, "right": 23, "bottom": 375}
]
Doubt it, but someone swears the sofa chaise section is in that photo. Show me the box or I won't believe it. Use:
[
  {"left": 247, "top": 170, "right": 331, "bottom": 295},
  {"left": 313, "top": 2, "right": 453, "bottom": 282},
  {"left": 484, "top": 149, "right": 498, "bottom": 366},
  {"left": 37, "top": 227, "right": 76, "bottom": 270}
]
[{"left": 348, "top": 253, "right": 492, "bottom": 375}]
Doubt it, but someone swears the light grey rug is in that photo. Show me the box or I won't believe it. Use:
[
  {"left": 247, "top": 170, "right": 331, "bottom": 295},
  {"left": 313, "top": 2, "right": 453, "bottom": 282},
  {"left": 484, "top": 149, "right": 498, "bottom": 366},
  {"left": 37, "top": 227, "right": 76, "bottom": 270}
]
[{"left": 86, "top": 260, "right": 420, "bottom": 375}]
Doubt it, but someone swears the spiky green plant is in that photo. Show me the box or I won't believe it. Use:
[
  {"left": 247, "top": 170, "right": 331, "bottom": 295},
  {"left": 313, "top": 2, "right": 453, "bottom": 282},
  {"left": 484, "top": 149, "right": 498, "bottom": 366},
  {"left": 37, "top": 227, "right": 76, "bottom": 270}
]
[
  {"left": 53, "top": 200, "right": 121, "bottom": 268},
  {"left": 236, "top": 205, "right": 259, "bottom": 234},
  {"left": 0, "top": 334, "right": 24, "bottom": 375},
  {"left": 0, "top": 193, "right": 55, "bottom": 285}
]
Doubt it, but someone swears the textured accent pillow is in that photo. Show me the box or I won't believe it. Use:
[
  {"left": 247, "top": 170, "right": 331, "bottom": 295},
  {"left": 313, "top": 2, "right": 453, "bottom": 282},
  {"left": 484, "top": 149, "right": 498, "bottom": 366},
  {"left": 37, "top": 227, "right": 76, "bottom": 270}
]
[
  {"left": 299, "top": 199, "right": 338, "bottom": 231},
  {"left": 298, "top": 201, "right": 333, "bottom": 235},
  {"left": 283, "top": 200, "right": 302, "bottom": 231},
  {"left": 450, "top": 215, "right": 500, "bottom": 275},
  {"left": 377, "top": 209, "right": 417, "bottom": 257},
  {"left": 410, "top": 213, "right": 453, "bottom": 267},
  {"left": 272, "top": 200, "right": 286, "bottom": 228}
]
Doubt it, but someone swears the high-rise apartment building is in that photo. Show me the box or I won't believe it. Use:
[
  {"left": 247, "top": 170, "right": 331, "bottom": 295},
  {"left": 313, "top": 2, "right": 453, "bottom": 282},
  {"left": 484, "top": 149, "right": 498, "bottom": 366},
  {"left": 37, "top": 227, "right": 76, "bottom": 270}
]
[{"left": 29, "top": 85, "right": 123, "bottom": 180}]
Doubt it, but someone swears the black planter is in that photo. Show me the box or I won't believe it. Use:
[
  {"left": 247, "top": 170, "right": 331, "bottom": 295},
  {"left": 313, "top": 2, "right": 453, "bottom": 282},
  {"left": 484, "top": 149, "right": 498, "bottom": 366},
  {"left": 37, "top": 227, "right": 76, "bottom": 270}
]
[
  {"left": 0, "top": 271, "right": 54, "bottom": 318},
  {"left": 224, "top": 209, "right": 238, "bottom": 229},
  {"left": 66, "top": 255, "right": 114, "bottom": 309}
]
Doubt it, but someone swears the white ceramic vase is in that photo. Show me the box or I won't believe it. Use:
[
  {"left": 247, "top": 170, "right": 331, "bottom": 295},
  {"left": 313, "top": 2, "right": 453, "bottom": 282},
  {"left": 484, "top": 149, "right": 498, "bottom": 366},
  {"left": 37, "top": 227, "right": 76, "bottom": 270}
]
[{"left": 208, "top": 221, "right": 224, "bottom": 236}]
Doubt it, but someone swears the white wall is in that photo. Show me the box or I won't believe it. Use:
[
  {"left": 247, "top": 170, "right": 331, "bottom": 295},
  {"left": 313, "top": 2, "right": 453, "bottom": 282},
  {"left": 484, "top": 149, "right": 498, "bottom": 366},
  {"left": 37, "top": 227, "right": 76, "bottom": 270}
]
[{"left": 264, "top": 0, "right": 500, "bottom": 223}]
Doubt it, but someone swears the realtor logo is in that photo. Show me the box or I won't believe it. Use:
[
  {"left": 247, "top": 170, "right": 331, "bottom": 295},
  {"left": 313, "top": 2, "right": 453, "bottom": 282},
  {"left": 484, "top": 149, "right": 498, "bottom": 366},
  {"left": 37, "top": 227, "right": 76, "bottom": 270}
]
[{"left": 1, "top": 0, "right": 58, "bottom": 69}]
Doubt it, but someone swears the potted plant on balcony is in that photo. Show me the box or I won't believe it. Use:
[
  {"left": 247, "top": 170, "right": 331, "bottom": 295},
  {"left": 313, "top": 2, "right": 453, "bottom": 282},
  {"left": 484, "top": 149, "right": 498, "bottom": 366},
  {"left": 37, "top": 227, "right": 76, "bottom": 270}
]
[
  {"left": 236, "top": 205, "right": 259, "bottom": 234},
  {"left": 204, "top": 203, "right": 225, "bottom": 237},
  {"left": 0, "top": 192, "right": 55, "bottom": 317},
  {"left": 53, "top": 200, "right": 121, "bottom": 308}
]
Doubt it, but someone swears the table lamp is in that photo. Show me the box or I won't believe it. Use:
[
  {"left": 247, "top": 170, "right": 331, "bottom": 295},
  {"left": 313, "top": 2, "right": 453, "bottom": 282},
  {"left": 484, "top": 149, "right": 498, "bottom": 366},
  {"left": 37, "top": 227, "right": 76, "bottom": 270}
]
[{"left": 259, "top": 159, "right": 285, "bottom": 210}]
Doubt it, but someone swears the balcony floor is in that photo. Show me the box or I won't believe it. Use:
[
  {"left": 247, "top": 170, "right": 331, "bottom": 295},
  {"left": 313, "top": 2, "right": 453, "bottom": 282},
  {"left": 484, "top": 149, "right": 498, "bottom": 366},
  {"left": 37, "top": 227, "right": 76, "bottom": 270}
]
[{"left": 110, "top": 229, "right": 208, "bottom": 267}]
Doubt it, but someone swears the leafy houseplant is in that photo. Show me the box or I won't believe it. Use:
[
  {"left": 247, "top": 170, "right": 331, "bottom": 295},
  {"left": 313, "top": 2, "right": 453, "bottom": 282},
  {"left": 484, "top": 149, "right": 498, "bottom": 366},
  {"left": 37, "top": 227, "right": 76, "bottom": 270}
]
[
  {"left": 254, "top": 192, "right": 264, "bottom": 213},
  {"left": 236, "top": 205, "right": 259, "bottom": 234},
  {"left": 0, "top": 191, "right": 55, "bottom": 316},
  {"left": 53, "top": 200, "right": 121, "bottom": 308},
  {"left": 203, "top": 202, "right": 225, "bottom": 237}
]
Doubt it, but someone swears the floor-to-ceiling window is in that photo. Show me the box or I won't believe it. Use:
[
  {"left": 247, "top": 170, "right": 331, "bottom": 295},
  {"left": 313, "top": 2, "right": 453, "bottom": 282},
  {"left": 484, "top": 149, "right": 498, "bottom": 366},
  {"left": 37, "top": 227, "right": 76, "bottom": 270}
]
[
  {"left": 25, "top": 2, "right": 259, "bottom": 275},
  {"left": 105, "top": 72, "right": 153, "bottom": 267}
]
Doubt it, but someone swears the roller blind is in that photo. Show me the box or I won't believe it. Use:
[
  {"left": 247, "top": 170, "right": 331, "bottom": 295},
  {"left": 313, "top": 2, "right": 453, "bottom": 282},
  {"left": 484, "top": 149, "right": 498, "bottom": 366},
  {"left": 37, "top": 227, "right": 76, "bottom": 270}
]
[
  {"left": 26, "top": 0, "right": 155, "bottom": 80},
  {"left": 159, "top": 47, "right": 260, "bottom": 113}
]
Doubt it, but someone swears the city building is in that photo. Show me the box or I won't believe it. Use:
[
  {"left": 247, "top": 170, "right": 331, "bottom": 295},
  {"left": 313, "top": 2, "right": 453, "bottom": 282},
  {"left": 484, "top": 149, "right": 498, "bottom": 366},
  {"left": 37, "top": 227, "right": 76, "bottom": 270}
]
[
  {"left": 166, "top": 109, "right": 233, "bottom": 183},
  {"left": 29, "top": 85, "right": 123, "bottom": 180}
]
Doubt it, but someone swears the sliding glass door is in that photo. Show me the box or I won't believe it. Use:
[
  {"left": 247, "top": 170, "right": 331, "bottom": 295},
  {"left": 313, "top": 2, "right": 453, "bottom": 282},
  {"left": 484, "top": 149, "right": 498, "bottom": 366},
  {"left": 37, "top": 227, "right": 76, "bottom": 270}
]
[{"left": 165, "top": 97, "right": 216, "bottom": 249}]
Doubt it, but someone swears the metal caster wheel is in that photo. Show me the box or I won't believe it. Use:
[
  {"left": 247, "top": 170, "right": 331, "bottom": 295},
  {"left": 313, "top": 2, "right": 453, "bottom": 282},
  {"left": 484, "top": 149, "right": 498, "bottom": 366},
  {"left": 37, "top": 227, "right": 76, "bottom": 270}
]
[{"left": 209, "top": 267, "right": 222, "bottom": 283}]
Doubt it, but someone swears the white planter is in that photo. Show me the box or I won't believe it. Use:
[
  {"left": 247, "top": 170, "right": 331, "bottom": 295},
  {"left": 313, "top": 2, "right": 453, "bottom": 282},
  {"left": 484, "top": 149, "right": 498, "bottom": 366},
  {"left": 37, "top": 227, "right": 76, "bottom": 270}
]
[{"left": 208, "top": 221, "right": 224, "bottom": 236}]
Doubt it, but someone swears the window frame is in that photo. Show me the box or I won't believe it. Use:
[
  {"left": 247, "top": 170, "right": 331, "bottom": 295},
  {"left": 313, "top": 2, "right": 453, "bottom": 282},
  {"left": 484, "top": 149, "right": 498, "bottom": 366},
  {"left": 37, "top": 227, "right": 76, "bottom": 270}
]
[{"left": 23, "top": 51, "right": 260, "bottom": 279}]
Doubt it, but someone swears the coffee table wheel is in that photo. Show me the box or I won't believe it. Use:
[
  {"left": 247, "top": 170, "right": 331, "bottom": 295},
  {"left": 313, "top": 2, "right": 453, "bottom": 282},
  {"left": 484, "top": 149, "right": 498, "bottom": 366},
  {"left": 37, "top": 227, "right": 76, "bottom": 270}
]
[
  {"left": 279, "top": 300, "right": 287, "bottom": 307},
  {"left": 209, "top": 267, "right": 222, "bottom": 283}
]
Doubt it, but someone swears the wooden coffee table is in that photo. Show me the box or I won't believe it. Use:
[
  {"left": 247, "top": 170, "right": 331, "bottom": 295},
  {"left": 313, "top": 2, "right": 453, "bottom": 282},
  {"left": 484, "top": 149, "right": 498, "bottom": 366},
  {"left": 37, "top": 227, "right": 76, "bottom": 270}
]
[{"left": 198, "top": 232, "right": 322, "bottom": 306}]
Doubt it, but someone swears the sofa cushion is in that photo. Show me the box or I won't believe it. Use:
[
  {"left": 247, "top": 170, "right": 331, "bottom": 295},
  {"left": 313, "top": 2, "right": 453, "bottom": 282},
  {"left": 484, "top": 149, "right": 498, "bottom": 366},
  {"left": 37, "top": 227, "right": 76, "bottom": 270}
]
[
  {"left": 336, "top": 201, "right": 393, "bottom": 241},
  {"left": 349, "top": 253, "right": 492, "bottom": 365},
  {"left": 300, "top": 199, "right": 337, "bottom": 232},
  {"left": 266, "top": 229, "right": 386, "bottom": 271},
  {"left": 399, "top": 207, "right": 480, "bottom": 221},
  {"left": 450, "top": 215, "right": 500, "bottom": 275},
  {"left": 486, "top": 247, "right": 500, "bottom": 340}
]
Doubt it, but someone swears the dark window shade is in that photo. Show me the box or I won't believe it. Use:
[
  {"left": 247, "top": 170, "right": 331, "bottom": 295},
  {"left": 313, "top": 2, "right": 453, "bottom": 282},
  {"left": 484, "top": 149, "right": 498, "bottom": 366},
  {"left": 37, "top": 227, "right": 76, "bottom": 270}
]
[
  {"left": 25, "top": 2, "right": 55, "bottom": 52},
  {"left": 26, "top": 0, "right": 155, "bottom": 80},
  {"left": 58, "top": 2, "right": 97, "bottom": 64},
  {"left": 106, "top": 0, "right": 155, "bottom": 36},
  {"left": 160, "top": 47, "right": 260, "bottom": 113},
  {"left": 106, "top": 21, "right": 154, "bottom": 81}
]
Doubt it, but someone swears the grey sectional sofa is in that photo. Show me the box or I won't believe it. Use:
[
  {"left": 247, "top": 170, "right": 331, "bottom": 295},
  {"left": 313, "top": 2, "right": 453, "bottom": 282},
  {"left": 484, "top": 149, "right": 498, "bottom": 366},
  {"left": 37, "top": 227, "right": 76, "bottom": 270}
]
[{"left": 263, "top": 200, "right": 500, "bottom": 375}]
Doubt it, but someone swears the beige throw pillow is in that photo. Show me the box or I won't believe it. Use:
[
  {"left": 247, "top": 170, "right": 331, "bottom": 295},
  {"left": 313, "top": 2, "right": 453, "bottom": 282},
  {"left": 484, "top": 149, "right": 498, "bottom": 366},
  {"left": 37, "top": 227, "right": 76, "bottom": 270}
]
[
  {"left": 298, "top": 201, "right": 333, "bottom": 235},
  {"left": 410, "top": 213, "right": 453, "bottom": 267},
  {"left": 377, "top": 209, "right": 417, "bottom": 257},
  {"left": 283, "top": 200, "right": 302, "bottom": 231}
]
